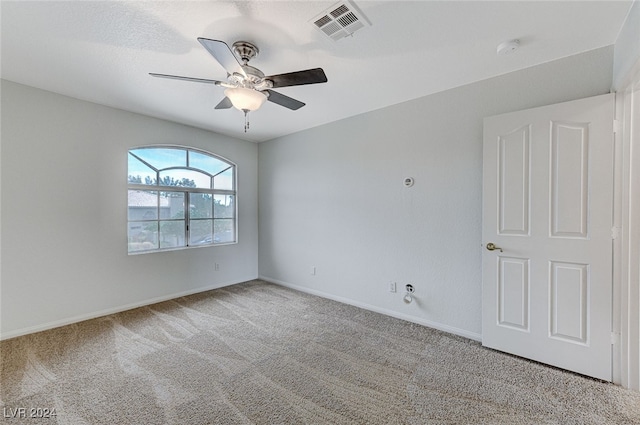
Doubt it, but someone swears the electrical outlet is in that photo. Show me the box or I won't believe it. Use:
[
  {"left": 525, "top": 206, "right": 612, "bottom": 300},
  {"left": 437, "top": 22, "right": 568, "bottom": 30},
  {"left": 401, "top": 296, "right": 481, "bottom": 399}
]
[
  {"left": 389, "top": 282, "right": 396, "bottom": 293},
  {"left": 214, "top": 263, "right": 220, "bottom": 271}
]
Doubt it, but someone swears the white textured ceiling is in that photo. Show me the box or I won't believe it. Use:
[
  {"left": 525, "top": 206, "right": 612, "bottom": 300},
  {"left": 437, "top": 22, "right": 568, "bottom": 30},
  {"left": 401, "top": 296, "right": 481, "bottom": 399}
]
[{"left": 1, "top": 1, "right": 633, "bottom": 142}]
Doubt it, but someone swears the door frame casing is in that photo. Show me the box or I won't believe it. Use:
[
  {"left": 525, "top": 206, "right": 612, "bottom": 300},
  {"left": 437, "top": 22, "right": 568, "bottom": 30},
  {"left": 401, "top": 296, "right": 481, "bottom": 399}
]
[{"left": 612, "top": 57, "right": 640, "bottom": 390}]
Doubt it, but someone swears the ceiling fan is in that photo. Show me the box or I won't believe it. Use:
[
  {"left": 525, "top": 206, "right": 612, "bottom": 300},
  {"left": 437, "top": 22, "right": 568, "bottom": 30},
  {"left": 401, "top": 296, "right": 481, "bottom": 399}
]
[{"left": 150, "top": 38, "right": 328, "bottom": 131}]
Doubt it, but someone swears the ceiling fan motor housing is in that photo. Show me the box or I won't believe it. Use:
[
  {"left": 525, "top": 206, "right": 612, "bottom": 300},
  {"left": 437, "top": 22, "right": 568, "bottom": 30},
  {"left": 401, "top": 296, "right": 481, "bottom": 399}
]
[
  {"left": 229, "top": 41, "right": 273, "bottom": 90},
  {"left": 228, "top": 65, "right": 272, "bottom": 90}
]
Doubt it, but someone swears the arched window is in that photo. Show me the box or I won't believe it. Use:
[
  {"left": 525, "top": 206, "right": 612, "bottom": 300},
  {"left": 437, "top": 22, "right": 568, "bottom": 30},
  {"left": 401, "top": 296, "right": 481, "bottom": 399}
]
[{"left": 127, "top": 146, "right": 236, "bottom": 253}]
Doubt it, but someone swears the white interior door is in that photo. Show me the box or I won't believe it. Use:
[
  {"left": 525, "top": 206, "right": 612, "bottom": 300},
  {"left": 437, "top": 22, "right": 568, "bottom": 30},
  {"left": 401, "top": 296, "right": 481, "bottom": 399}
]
[{"left": 482, "top": 93, "right": 614, "bottom": 381}]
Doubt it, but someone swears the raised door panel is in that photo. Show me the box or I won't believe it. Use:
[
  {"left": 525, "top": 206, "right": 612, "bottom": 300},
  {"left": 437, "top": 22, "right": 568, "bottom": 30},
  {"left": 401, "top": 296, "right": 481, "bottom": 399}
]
[
  {"left": 498, "top": 257, "right": 530, "bottom": 331},
  {"left": 550, "top": 122, "right": 589, "bottom": 238},
  {"left": 498, "top": 126, "right": 531, "bottom": 236},
  {"left": 549, "top": 261, "right": 589, "bottom": 345}
]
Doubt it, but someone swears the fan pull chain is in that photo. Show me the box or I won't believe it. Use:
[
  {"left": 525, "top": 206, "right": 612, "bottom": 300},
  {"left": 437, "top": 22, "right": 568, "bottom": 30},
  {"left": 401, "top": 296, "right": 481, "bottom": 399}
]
[{"left": 243, "top": 110, "right": 249, "bottom": 132}]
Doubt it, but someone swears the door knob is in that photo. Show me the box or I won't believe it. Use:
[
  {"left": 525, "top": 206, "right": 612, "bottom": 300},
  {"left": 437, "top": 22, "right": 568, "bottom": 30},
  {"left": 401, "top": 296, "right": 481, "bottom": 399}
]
[{"left": 486, "top": 243, "right": 503, "bottom": 252}]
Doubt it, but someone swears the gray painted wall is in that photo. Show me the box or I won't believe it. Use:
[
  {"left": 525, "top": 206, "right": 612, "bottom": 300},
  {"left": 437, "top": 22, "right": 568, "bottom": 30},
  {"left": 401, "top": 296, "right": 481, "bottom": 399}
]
[
  {"left": 0, "top": 80, "right": 259, "bottom": 338},
  {"left": 258, "top": 47, "right": 615, "bottom": 339},
  {"left": 613, "top": 0, "right": 640, "bottom": 89}
]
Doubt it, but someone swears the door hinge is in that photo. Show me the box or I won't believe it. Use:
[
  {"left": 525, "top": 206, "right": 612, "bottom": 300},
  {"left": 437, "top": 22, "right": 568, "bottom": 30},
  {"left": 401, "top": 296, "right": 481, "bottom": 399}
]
[
  {"left": 611, "top": 332, "right": 621, "bottom": 345},
  {"left": 613, "top": 119, "right": 621, "bottom": 134},
  {"left": 611, "top": 226, "right": 620, "bottom": 240}
]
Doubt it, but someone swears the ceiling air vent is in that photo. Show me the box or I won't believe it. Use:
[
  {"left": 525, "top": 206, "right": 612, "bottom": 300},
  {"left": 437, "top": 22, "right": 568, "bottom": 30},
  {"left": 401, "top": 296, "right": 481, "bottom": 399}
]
[{"left": 311, "top": 1, "right": 371, "bottom": 41}]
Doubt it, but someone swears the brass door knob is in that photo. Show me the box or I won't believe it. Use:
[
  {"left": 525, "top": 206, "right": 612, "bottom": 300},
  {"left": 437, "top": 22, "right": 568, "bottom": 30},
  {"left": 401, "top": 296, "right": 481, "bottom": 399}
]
[{"left": 486, "top": 243, "right": 503, "bottom": 252}]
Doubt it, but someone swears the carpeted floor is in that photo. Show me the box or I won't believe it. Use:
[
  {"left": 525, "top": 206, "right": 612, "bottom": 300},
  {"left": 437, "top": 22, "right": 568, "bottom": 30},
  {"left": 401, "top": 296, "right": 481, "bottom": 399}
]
[{"left": 1, "top": 280, "right": 639, "bottom": 424}]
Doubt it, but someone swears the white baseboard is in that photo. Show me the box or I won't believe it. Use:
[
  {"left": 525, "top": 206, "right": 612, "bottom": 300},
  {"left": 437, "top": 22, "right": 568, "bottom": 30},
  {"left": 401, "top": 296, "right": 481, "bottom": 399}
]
[
  {"left": 0, "top": 276, "right": 257, "bottom": 341},
  {"left": 3, "top": 275, "right": 483, "bottom": 343},
  {"left": 259, "top": 275, "right": 482, "bottom": 342}
]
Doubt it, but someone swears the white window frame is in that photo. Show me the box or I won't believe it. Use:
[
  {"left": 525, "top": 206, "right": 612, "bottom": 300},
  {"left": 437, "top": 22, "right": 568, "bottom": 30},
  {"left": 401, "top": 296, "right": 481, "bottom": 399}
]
[{"left": 127, "top": 145, "right": 237, "bottom": 254}]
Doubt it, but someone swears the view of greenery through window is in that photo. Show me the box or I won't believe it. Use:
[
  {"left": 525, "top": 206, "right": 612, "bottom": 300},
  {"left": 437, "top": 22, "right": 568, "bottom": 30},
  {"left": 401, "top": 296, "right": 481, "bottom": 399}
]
[{"left": 127, "top": 147, "right": 236, "bottom": 253}]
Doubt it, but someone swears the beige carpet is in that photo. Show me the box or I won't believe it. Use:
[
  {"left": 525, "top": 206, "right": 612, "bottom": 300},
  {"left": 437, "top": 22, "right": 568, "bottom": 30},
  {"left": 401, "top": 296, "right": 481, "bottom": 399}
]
[{"left": 1, "top": 280, "right": 639, "bottom": 424}]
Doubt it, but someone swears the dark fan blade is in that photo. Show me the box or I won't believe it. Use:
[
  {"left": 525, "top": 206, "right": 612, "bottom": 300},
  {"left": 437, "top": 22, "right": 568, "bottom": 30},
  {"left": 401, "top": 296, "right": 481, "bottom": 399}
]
[
  {"left": 215, "top": 97, "right": 233, "bottom": 110},
  {"left": 197, "top": 38, "right": 246, "bottom": 77},
  {"left": 149, "top": 73, "right": 224, "bottom": 85},
  {"left": 266, "top": 90, "right": 305, "bottom": 110},
  {"left": 266, "top": 68, "right": 327, "bottom": 88}
]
